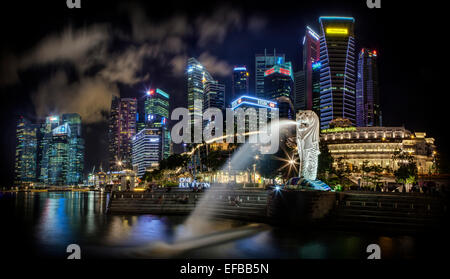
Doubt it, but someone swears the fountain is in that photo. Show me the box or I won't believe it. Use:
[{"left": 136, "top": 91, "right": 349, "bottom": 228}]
[{"left": 121, "top": 113, "right": 331, "bottom": 257}]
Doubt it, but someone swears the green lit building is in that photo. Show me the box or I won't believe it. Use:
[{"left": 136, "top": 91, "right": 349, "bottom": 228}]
[{"left": 144, "top": 88, "right": 171, "bottom": 160}]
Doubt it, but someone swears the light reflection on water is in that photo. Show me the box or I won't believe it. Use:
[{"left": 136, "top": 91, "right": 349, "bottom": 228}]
[{"left": 0, "top": 191, "right": 434, "bottom": 259}]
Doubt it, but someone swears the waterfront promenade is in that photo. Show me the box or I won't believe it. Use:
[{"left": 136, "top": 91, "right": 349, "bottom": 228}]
[{"left": 108, "top": 187, "right": 449, "bottom": 234}]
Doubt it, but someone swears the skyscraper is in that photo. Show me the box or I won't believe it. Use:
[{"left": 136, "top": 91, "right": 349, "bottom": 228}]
[
  {"left": 108, "top": 97, "right": 137, "bottom": 170},
  {"left": 356, "top": 48, "right": 381, "bottom": 127},
  {"left": 232, "top": 66, "right": 249, "bottom": 101},
  {"left": 293, "top": 70, "right": 306, "bottom": 111},
  {"left": 63, "top": 114, "right": 84, "bottom": 185},
  {"left": 319, "top": 16, "right": 356, "bottom": 129},
  {"left": 311, "top": 61, "right": 322, "bottom": 116},
  {"left": 186, "top": 57, "right": 213, "bottom": 127},
  {"left": 299, "top": 26, "right": 320, "bottom": 111},
  {"left": 145, "top": 88, "right": 169, "bottom": 126},
  {"left": 203, "top": 80, "right": 225, "bottom": 132},
  {"left": 14, "top": 117, "right": 38, "bottom": 185},
  {"left": 255, "top": 49, "right": 285, "bottom": 99},
  {"left": 132, "top": 128, "right": 163, "bottom": 177},
  {"left": 35, "top": 114, "right": 84, "bottom": 186},
  {"left": 144, "top": 88, "right": 171, "bottom": 160},
  {"left": 264, "top": 62, "right": 294, "bottom": 119}
]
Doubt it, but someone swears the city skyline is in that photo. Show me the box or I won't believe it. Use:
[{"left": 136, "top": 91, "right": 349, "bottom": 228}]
[{"left": 1, "top": 0, "right": 448, "bottom": 185}]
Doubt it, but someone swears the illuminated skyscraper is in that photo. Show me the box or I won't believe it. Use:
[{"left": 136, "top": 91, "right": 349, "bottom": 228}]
[
  {"left": 311, "top": 61, "right": 322, "bottom": 116},
  {"left": 231, "top": 95, "right": 278, "bottom": 132},
  {"left": 293, "top": 70, "right": 306, "bottom": 111},
  {"left": 203, "top": 80, "right": 225, "bottom": 132},
  {"left": 39, "top": 115, "right": 61, "bottom": 183},
  {"left": 232, "top": 66, "right": 249, "bottom": 101},
  {"left": 319, "top": 16, "right": 356, "bottom": 129},
  {"left": 264, "top": 62, "right": 294, "bottom": 119},
  {"left": 37, "top": 114, "right": 84, "bottom": 186},
  {"left": 186, "top": 57, "right": 213, "bottom": 126},
  {"left": 63, "top": 113, "right": 84, "bottom": 185},
  {"left": 356, "top": 48, "right": 381, "bottom": 127},
  {"left": 255, "top": 49, "right": 285, "bottom": 98},
  {"left": 108, "top": 97, "right": 137, "bottom": 170},
  {"left": 14, "top": 117, "right": 39, "bottom": 185},
  {"left": 294, "top": 26, "right": 320, "bottom": 112},
  {"left": 144, "top": 88, "right": 171, "bottom": 159},
  {"left": 132, "top": 128, "right": 163, "bottom": 177}
]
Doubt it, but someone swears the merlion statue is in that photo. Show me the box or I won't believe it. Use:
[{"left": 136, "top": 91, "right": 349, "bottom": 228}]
[{"left": 296, "top": 110, "right": 320, "bottom": 181}]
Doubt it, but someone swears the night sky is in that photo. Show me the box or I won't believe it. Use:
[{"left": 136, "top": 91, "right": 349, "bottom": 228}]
[{"left": 0, "top": 0, "right": 447, "bottom": 185}]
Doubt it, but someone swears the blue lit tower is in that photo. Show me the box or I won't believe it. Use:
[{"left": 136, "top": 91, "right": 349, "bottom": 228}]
[
  {"left": 255, "top": 49, "right": 285, "bottom": 98},
  {"left": 232, "top": 66, "right": 249, "bottom": 101},
  {"left": 14, "top": 117, "right": 39, "bottom": 185},
  {"left": 264, "top": 62, "right": 294, "bottom": 119},
  {"left": 319, "top": 16, "right": 356, "bottom": 129},
  {"left": 311, "top": 61, "right": 322, "bottom": 116},
  {"left": 356, "top": 48, "right": 381, "bottom": 127}
]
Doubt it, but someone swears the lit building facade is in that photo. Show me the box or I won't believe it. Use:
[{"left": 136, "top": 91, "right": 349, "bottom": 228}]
[
  {"left": 264, "top": 62, "right": 294, "bottom": 119},
  {"left": 319, "top": 16, "right": 356, "bottom": 129},
  {"left": 255, "top": 49, "right": 285, "bottom": 99},
  {"left": 15, "top": 113, "right": 86, "bottom": 186},
  {"left": 14, "top": 117, "right": 39, "bottom": 185},
  {"left": 144, "top": 88, "right": 171, "bottom": 159},
  {"left": 293, "top": 70, "right": 306, "bottom": 111},
  {"left": 295, "top": 26, "right": 320, "bottom": 112},
  {"left": 132, "top": 128, "right": 164, "bottom": 177},
  {"left": 311, "top": 61, "right": 322, "bottom": 116},
  {"left": 108, "top": 97, "right": 137, "bottom": 170},
  {"left": 232, "top": 66, "right": 249, "bottom": 101},
  {"left": 356, "top": 48, "right": 381, "bottom": 127},
  {"left": 186, "top": 57, "right": 213, "bottom": 128},
  {"left": 231, "top": 95, "right": 278, "bottom": 133},
  {"left": 321, "top": 127, "right": 437, "bottom": 175}
]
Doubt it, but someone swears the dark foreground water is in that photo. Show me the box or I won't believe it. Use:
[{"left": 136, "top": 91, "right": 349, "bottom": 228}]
[{"left": 0, "top": 191, "right": 448, "bottom": 259}]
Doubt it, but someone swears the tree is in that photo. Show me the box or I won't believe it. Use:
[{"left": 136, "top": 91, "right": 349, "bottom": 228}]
[
  {"left": 318, "top": 142, "right": 333, "bottom": 179},
  {"left": 392, "top": 150, "right": 418, "bottom": 188}
]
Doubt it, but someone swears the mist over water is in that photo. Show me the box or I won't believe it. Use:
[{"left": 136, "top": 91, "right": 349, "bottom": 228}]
[{"left": 180, "top": 119, "right": 297, "bottom": 240}]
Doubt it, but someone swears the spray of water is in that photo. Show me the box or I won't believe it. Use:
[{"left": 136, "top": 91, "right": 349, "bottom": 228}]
[{"left": 178, "top": 119, "right": 297, "bottom": 240}]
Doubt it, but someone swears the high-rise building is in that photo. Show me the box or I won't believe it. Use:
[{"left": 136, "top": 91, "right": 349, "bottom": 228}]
[
  {"left": 296, "top": 26, "right": 320, "bottom": 112},
  {"left": 62, "top": 114, "right": 84, "bottom": 185},
  {"left": 108, "top": 97, "right": 137, "bottom": 170},
  {"left": 356, "top": 48, "right": 381, "bottom": 127},
  {"left": 255, "top": 49, "right": 285, "bottom": 99},
  {"left": 144, "top": 88, "right": 171, "bottom": 159},
  {"left": 231, "top": 95, "right": 278, "bottom": 133},
  {"left": 132, "top": 128, "right": 164, "bottom": 177},
  {"left": 311, "top": 61, "right": 322, "bottom": 116},
  {"left": 203, "top": 80, "right": 225, "bottom": 130},
  {"left": 293, "top": 70, "right": 306, "bottom": 111},
  {"left": 232, "top": 66, "right": 249, "bottom": 101},
  {"left": 204, "top": 80, "right": 225, "bottom": 112},
  {"left": 14, "top": 117, "right": 39, "bottom": 185},
  {"left": 186, "top": 58, "right": 213, "bottom": 127},
  {"left": 145, "top": 88, "right": 169, "bottom": 125},
  {"left": 319, "top": 16, "right": 356, "bottom": 129},
  {"left": 34, "top": 114, "right": 84, "bottom": 186},
  {"left": 264, "top": 62, "right": 294, "bottom": 119}
]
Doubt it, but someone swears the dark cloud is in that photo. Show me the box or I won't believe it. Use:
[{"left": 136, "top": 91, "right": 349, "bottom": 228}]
[{"left": 31, "top": 71, "right": 119, "bottom": 124}]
